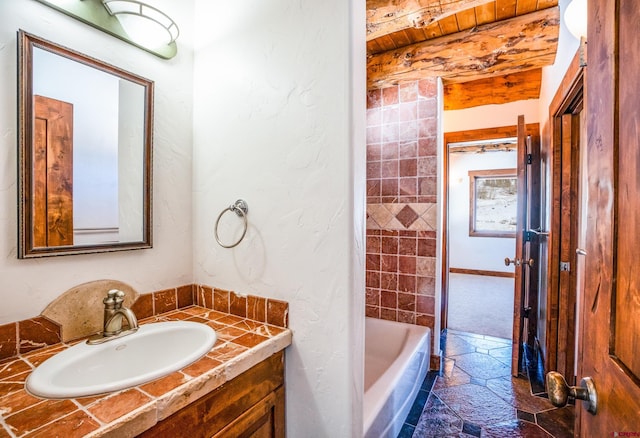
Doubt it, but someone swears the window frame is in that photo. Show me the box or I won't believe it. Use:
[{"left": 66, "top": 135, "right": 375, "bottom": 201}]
[{"left": 468, "top": 168, "right": 517, "bottom": 238}]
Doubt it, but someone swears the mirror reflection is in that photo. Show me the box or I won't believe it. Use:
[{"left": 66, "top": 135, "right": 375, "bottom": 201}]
[{"left": 18, "top": 31, "right": 153, "bottom": 257}]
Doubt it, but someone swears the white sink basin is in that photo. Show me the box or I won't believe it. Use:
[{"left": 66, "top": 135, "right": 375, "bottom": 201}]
[{"left": 26, "top": 321, "right": 217, "bottom": 399}]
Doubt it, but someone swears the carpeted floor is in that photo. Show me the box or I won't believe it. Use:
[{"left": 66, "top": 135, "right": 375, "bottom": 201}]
[{"left": 447, "top": 273, "right": 514, "bottom": 339}]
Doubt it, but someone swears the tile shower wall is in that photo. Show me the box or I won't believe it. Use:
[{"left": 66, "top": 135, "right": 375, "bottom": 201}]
[{"left": 366, "top": 79, "right": 439, "bottom": 332}]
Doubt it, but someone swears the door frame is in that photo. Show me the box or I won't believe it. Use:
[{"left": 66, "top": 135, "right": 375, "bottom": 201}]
[
  {"left": 577, "top": 0, "right": 640, "bottom": 431},
  {"left": 441, "top": 124, "right": 539, "bottom": 334},
  {"left": 545, "top": 50, "right": 585, "bottom": 383}
]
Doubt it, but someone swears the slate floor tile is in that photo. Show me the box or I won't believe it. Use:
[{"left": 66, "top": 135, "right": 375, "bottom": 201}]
[
  {"left": 449, "top": 352, "right": 511, "bottom": 380},
  {"left": 482, "top": 419, "right": 553, "bottom": 437},
  {"left": 412, "top": 394, "right": 463, "bottom": 437},
  {"left": 405, "top": 330, "right": 574, "bottom": 438},
  {"left": 486, "top": 375, "right": 555, "bottom": 413},
  {"left": 434, "top": 384, "right": 516, "bottom": 426}
]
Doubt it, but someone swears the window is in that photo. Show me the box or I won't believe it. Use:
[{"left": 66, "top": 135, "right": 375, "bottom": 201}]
[{"left": 469, "top": 168, "right": 517, "bottom": 237}]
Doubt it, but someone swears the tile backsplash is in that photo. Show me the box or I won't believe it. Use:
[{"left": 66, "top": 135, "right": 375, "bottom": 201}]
[{"left": 0, "top": 284, "right": 288, "bottom": 362}]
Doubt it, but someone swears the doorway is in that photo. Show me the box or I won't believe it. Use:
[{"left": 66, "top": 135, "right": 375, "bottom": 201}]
[
  {"left": 441, "top": 123, "right": 541, "bottom": 336},
  {"left": 445, "top": 134, "right": 518, "bottom": 340},
  {"left": 442, "top": 125, "right": 536, "bottom": 341}
]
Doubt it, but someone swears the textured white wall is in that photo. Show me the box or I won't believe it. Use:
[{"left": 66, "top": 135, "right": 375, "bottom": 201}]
[
  {"left": 192, "top": 0, "right": 366, "bottom": 436},
  {"left": 0, "top": 0, "right": 195, "bottom": 323},
  {"left": 444, "top": 99, "right": 540, "bottom": 133},
  {"left": 538, "top": 0, "right": 580, "bottom": 129},
  {"left": 448, "top": 150, "right": 517, "bottom": 273}
]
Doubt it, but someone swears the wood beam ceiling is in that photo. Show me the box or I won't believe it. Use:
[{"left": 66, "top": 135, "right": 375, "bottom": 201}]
[
  {"left": 367, "top": 6, "right": 559, "bottom": 89},
  {"left": 444, "top": 68, "right": 543, "bottom": 110},
  {"left": 366, "top": 0, "right": 493, "bottom": 42}
]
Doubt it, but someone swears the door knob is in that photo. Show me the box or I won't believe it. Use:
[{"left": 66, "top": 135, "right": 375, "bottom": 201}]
[
  {"left": 504, "top": 257, "right": 520, "bottom": 266},
  {"left": 546, "top": 371, "right": 597, "bottom": 415},
  {"left": 504, "top": 257, "right": 534, "bottom": 267}
]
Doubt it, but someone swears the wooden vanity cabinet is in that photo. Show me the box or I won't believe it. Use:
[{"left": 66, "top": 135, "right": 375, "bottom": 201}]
[{"left": 138, "top": 352, "right": 285, "bottom": 438}]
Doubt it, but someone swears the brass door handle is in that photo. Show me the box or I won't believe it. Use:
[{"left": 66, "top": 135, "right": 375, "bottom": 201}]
[
  {"left": 546, "top": 371, "right": 597, "bottom": 415},
  {"left": 504, "top": 257, "right": 534, "bottom": 267},
  {"left": 504, "top": 257, "right": 520, "bottom": 266}
]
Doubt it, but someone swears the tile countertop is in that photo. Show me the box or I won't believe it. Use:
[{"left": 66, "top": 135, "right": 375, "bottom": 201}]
[{"left": 0, "top": 306, "right": 292, "bottom": 438}]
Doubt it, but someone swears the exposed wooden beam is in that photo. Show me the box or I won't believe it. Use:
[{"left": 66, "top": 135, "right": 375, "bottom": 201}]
[
  {"left": 444, "top": 68, "right": 542, "bottom": 110},
  {"left": 367, "top": 6, "right": 559, "bottom": 88},
  {"left": 366, "top": 0, "right": 493, "bottom": 41}
]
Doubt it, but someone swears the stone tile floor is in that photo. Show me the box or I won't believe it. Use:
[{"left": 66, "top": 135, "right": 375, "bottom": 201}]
[{"left": 399, "top": 330, "right": 574, "bottom": 437}]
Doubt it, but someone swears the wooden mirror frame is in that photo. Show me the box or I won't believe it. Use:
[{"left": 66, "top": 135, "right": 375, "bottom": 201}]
[{"left": 18, "top": 30, "right": 153, "bottom": 258}]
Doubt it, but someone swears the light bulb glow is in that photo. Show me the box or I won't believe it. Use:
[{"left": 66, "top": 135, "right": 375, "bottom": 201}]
[
  {"left": 564, "top": 0, "right": 587, "bottom": 40},
  {"left": 102, "top": 0, "right": 179, "bottom": 49}
]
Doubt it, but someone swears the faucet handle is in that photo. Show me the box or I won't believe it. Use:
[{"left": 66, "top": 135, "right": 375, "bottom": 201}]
[
  {"left": 114, "top": 290, "right": 125, "bottom": 309},
  {"left": 104, "top": 289, "right": 125, "bottom": 307},
  {"left": 104, "top": 289, "right": 118, "bottom": 306}
]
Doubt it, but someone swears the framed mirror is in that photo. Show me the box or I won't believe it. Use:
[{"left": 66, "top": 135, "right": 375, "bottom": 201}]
[{"left": 18, "top": 30, "right": 153, "bottom": 258}]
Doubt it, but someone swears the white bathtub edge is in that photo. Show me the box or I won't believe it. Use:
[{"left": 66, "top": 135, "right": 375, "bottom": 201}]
[{"left": 363, "top": 318, "right": 431, "bottom": 438}]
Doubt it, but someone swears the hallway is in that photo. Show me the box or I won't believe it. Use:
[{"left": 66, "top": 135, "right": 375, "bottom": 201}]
[
  {"left": 447, "top": 273, "right": 514, "bottom": 340},
  {"left": 400, "top": 330, "right": 574, "bottom": 437}
]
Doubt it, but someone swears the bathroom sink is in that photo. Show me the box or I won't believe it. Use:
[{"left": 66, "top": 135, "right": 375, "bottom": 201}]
[{"left": 26, "top": 321, "right": 217, "bottom": 399}]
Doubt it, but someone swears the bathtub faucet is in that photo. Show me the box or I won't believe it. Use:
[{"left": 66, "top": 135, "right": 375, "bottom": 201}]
[{"left": 87, "top": 289, "right": 139, "bottom": 345}]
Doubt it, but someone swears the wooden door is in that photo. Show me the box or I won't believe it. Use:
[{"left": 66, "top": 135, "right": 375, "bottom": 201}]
[
  {"left": 577, "top": 0, "right": 640, "bottom": 433},
  {"left": 510, "top": 115, "right": 541, "bottom": 376},
  {"left": 555, "top": 111, "right": 581, "bottom": 384},
  {"left": 33, "top": 95, "right": 74, "bottom": 247}
]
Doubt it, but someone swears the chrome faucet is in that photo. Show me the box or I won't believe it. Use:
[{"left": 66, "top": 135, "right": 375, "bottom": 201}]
[{"left": 87, "top": 289, "right": 139, "bottom": 345}]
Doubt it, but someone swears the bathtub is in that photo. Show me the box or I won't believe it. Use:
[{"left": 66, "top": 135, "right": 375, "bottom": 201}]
[{"left": 363, "top": 317, "right": 431, "bottom": 438}]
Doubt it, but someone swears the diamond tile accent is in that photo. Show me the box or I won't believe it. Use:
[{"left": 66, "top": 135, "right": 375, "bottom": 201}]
[
  {"left": 366, "top": 216, "right": 379, "bottom": 229},
  {"left": 366, "top": 203, "right": 436, "bottom": 231},
  {"left": 396, "top": 205, "right": 419, "bottom": 228},
  {"left": 409, "top": 217, "right": 434, "bottom": 231},
  {"left": 388, "top": 203, "right": 405, "bottom": 215},
  {"left": 368, "top": 204, "right": 394, "bottom": 228},
  {"left": 387, "top": 217, "right": 404, "bottom": 229},
  {"left": 409, "top": 203, "right": 429, "bottom": 215},
  {"left": 422, "top": 204, "right": 437, "bottom": 229}
]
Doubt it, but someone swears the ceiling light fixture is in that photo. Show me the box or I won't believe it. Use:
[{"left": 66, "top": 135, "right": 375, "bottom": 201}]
[
  {"left": 102, "top": 0, "right": 179, "bottom": 50},
  {"left": 564, "top": 0, "right": 587, "bottom": 40},
  {"left": 34, "top": 0, "right": 179, "bottom": 59},
  {"left": 564, "top": 0, "right": 587, "bottom": 66}
]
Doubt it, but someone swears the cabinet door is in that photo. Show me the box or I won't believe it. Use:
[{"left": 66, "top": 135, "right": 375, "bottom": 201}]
[
  {"left": 212, "top": 386, "right": 285, "bottom": 438},
  {"left": 138, "top": 352, "right": 285, "bottom": 438}
]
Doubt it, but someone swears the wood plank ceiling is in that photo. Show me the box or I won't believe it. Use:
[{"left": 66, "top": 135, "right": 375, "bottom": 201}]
[{"left": 366, "top": 0, "right": 560, "bottom": 109}]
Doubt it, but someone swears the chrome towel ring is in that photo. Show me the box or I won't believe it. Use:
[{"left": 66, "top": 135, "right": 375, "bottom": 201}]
[{"left": 214, "top": 199, "right": 249, "bottom": 248}]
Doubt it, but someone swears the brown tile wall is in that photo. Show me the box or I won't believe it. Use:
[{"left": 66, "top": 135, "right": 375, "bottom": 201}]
[
  {"left": 194, "top": 285, "right": 288, "bottom": 328},
  {"left": 0, "top": 317, "right": 61, "bottom": 361},
  {"left": 366, "top": 80, "right": 439, "bottom": 337},
  {"left": 0, "top": 284, "right": 288, "bottom": 363}
]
